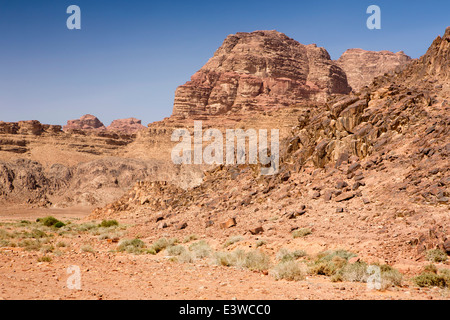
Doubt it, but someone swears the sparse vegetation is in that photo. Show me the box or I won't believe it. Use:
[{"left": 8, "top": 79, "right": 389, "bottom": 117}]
[
  {"left": 117, "top": 238, "right": 146, "bottom": 254},
  {"left": 243, "top": 250, "right": 271, "bottom": 271},
  {"left": 214, "top": 249, "right": 271, "bottom": 272},
  {"left": 81, "top": 245, "right": 95, "bottom": 253},
  {"left": 56, "top": 241, "right": 68, "bottom": 248},
  {"left": 224, "top": 235, "right": 243, "bottom": 248},
  {"left": 40, "top": 244, "right": 55, "bottom": 254},
  {"left": 292, "top": 228, "right": 312, "bottom": 238},
  {"left": 148, "top": 237, "right": 177, "bottom": 254},
  {"left": 99, "top": 219, "right": 119, "bottom": 228},
  {"left": 426, "top": 249, "right": 448, "bottom": 263},
  {"left": 308, "top": 250, "right": 402, "bottom": 289},
  {"left": 309, "top": 250, "right": 353, "bottom": 276},
  {"left": 37, "top": 256, "right": 52, "bottom": 262},
  {"left": 276, "top": 248, "right": 307, "bottom": 262},
  {"left": 270, "top": 261, "right": 305, "bottom": 281},
  {"left": 183, "top": 234, "right": 198, "bottom": 243},
  {"left": 166, "top": 245, "right": 186, "bottom": 256},
  {"left": 189, "top": 240, "right": 212, "bottom": 259},
  {"left": 255, "top": 240, "right": 266, "bottom": 248},
  {"left": 18, "top": 239, "right": 42, "bottom": 251}
]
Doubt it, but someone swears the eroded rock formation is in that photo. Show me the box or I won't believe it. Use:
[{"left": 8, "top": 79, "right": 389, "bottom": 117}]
[
  {"left": 63, "top": 114, "right": 106, "bottom": 131},
  {"left": 107, "top": 118, "right": 146, "bottom": 134},
  {"left": 336, "top": 49, "right": 412, "bottom": 91},
  {"left": 172, "top": 30, "right": 351, "bottom": 118}
]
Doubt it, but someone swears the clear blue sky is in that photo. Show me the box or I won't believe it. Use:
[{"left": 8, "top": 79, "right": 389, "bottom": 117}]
[{"left": 0, "top": 0, "right": 448, "bottom": 126}]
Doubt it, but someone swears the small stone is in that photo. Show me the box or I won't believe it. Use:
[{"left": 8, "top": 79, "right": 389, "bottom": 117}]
[
  {"left": 157, "top": 222, "right": 168, "bottom": 229},
  {"left": 352, "top": 181, "right": 365, "bottom": 191},
  {"left": 335, "top": 192, "right": 355, "bottom": 202},
  {"left": 336, "top": 180, "right": 348, "bottom": 189},
  {"left": 443, "top": 240, "right": 450, "bottom": 254},
  {"left": 177, "top": 222, "right": 188, "bottom": 230},
  {"left": 249, "top": 226, "right": 264, "bottom": 235},
  {"left": 220, "top": 218, "right": 237, "bottom": 229},
  {"left": 336, "top": 207, "right": 344, "bottom": 213},
  {"left": 347, "top": 162, "right": 361, "bottom": 174},
  {"left": 437, "top": 196, "right": 449, "bottom": 203},
  {"left": 323, "top": 189, "right": 333, "bottom": 201}
]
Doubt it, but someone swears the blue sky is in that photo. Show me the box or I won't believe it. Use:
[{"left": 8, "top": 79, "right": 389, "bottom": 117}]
[{"left": 0, "top": 0, "right": 449, "bottom": 126}]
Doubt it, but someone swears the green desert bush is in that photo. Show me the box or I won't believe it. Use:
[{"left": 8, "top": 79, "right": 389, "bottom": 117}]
[
  {"left": 37, "top": 216, "right": 65, "bottom": 228},
  {"left": 99, "top": 220, "right": 119, "bottom": 228},
  {"left": 413, "top": 272, "right": 447, "bottom": 288}
]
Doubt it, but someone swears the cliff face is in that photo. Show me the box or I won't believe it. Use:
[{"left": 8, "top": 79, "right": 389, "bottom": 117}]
[
  {"left": 172, "top": 30, "right": 351, "bottom": 118},
  {"left": 336, "top": 49, "right": 412, "bottom": 91}
]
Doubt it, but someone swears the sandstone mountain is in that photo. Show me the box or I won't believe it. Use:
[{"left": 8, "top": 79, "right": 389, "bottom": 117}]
[
  {"left": 172, "top": 30, "right": 351, "bottom": 118},
  {"left": 63, "top": 114, "right": 106, "bottom": 131},
  {"left": 336, "top": 49, "right": 412, "bottom": 91},
  {"left": 107, "top": 118, "right": 146, "bottom": 134},
  {"left": 93, "top": 27, "right": 450, "bottom": 264}
]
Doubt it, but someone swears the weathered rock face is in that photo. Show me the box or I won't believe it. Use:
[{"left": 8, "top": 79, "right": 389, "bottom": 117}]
[
  {"left": 172, "top": 30, "right": 351, "bottom": 118},
  {"left": 399, "top": 26, "right": 450, "bottom": 84},
  {"left": 106, "top": 118, "right": 146, "bottom": 134},
  {"left": 63, "top": 114, "right": 106, "bottom": 131},
  {"left": 336, "top": 49, "right": 412, "bottom": 91}
]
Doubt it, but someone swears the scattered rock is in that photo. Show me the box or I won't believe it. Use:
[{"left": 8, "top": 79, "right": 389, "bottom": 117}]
[
  {"left": 220, "top": 218, "right": 237, "bottom": 229},
  {"left": 177, "top": 222, "right": 188, "bottom": 230},
  {"left": 249, "top": 226, "right": 264, "bottom": 235},
  {"left": 335, "top": 192, "right": 355, "bottom": 202}
]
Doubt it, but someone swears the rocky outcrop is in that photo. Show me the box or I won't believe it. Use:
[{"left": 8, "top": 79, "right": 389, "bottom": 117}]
[
  {"left": 63, "top": 114, "right": 106, "bottom": 131},
  {"left": 106, "top": 118, "right": 146, "bottom": 134},
  {"left": 395, "top": 26, "right": 450, "bottom": 85},
  {"left": 336, "top": 49, "right": 411, "bottom": 91},
  {"left": 172, "top": 30, "right": 351, "bottom": 118}
]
